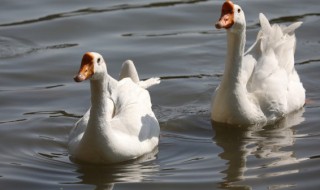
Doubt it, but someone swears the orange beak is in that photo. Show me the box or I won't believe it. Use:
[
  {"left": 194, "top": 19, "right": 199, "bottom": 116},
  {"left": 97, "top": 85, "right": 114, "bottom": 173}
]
[
  {"left": 74, "top": 52, "right": 95, "bottom": 82},
  {"left": 215, "top": 0, "right": 235, "bottom": 29}
]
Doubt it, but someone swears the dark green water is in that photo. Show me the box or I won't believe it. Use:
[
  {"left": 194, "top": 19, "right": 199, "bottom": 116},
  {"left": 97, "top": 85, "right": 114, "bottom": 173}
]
[{"left": 1, "top": 0, "right": 320, "bottom": 189}]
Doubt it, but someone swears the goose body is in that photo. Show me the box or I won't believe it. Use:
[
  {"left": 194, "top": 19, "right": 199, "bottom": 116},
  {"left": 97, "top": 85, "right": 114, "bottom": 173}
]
[
  {"left": 211, "top": 0, "right": 305, "bottom": 125},
  {"left": 68, "top": 52, "right": 160, "bottom": 164}
]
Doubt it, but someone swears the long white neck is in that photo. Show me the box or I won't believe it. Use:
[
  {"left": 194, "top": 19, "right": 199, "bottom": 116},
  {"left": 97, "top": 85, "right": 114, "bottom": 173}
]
[
  {"left": 212, "top": 22, "right": 264, "bottom": 124},
  {"left": 90, "top": 75, "right": 110, "bottom": 118},
  {"left": 87, "top": 74, "right": 117, "bottom": 131},
  {"left": 220, "top": 29, "right": 246, "bottom": 89}
]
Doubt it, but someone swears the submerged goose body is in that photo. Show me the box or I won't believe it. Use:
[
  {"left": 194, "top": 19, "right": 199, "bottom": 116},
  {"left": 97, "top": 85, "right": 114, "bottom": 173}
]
[
  {"left": 68, "top": 52, "right": 160, "bottom": 164},
  {"left": 211, "top": 0, "right": 305, "bottom": 125}
]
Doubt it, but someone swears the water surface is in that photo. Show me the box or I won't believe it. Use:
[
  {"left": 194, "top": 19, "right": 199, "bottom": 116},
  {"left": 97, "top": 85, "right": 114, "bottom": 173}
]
[{"left": 1, "top": 0, "right": 320, "bottom": 189}]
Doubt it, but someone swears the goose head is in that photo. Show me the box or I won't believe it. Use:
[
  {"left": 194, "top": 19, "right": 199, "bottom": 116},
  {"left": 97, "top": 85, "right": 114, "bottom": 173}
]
[
  {"left": 215, "top": 0, "right": 246, "bottom": 33},
  {"left": 74, "top": 52, "right": 107, "bottom": 82}
]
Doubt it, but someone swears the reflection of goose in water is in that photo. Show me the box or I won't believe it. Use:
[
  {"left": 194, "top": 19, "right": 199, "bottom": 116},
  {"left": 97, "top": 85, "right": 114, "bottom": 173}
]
[
  {"left": 212, "top": 109, "right": 305, "bottom": 188},
  {"left": 73, "top": 148, "right": 159, "bottom": 190}
]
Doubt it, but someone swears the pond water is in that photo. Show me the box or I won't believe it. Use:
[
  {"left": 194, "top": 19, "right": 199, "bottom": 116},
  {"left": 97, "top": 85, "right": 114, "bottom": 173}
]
[{"left": 1, "top": 0, "right": 320, "bottom": 189}]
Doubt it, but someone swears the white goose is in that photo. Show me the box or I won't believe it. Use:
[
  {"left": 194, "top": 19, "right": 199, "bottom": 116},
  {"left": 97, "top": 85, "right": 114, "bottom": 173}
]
[
  {"left": 68, "top": 52, "right": 160, "bottom": 164},
  {"left": 211, "top": 0, "right": 305, "bottom": 125}
]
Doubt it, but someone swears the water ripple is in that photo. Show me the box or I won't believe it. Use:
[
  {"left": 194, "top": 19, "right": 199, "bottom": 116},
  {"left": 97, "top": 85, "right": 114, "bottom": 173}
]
[
  {"left": 0, "top": 118, "right": 27, "bottom": 125},
  {"left": 122, "top": 30, "right": 215, "bottom": 38},
  {"left": 159, "top": 73, "right": 219, "bottom": 80},
  {"left": 270, "top": 13, "right": 320, "bottom": 23},
  {"left": 24, "top": 110, "right": 82, "bottom": 119},
  {"left": 297, "top": 58, "right": 320, "bottom": 65},
  {"left": 0, "top": 0, "right": 208, "bottom": 27},
  {"left": 245, "top": 12, "right": 320, "bottom": 30},
  {"left": 0, "top": 84, "right": 65, "bottom": 92},
  {"left": 0, "top": 35, "right": 77, "bottom": 59}
]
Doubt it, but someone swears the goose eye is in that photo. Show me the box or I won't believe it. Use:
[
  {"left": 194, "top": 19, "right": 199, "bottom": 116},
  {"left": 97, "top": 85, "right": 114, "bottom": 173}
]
[
  {"left": 237, "top": 8, "right": 241, "bottom": 13},
  {"left": 97, "top": 58, "right": 101, "bottom": 64}
]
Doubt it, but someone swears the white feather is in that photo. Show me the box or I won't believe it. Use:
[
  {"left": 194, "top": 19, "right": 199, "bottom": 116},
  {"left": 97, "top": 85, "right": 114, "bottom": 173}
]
[
  {"left": 211, "top": 4, "right": 305, "bottom": 125},
  {"left": 69, "top": 53, "right": 160, "bottom": 164}
]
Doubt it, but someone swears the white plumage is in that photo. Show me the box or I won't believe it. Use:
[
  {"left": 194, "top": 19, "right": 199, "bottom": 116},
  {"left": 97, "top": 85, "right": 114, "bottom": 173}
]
[
  {"left": 68, "top": 52, "right": 160, "bottom": 164},
  {"left": 211, "top": 0, "right": 305, "bottom": 125}
]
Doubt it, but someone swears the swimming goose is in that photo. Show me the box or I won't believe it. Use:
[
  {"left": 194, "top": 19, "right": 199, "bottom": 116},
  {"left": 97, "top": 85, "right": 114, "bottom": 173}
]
[
  {"left": 68, "top": 52, "right": 160, "bottom": 164},
  {"left": 211, "top": 0, "right": 305, "bottom": 125}
]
